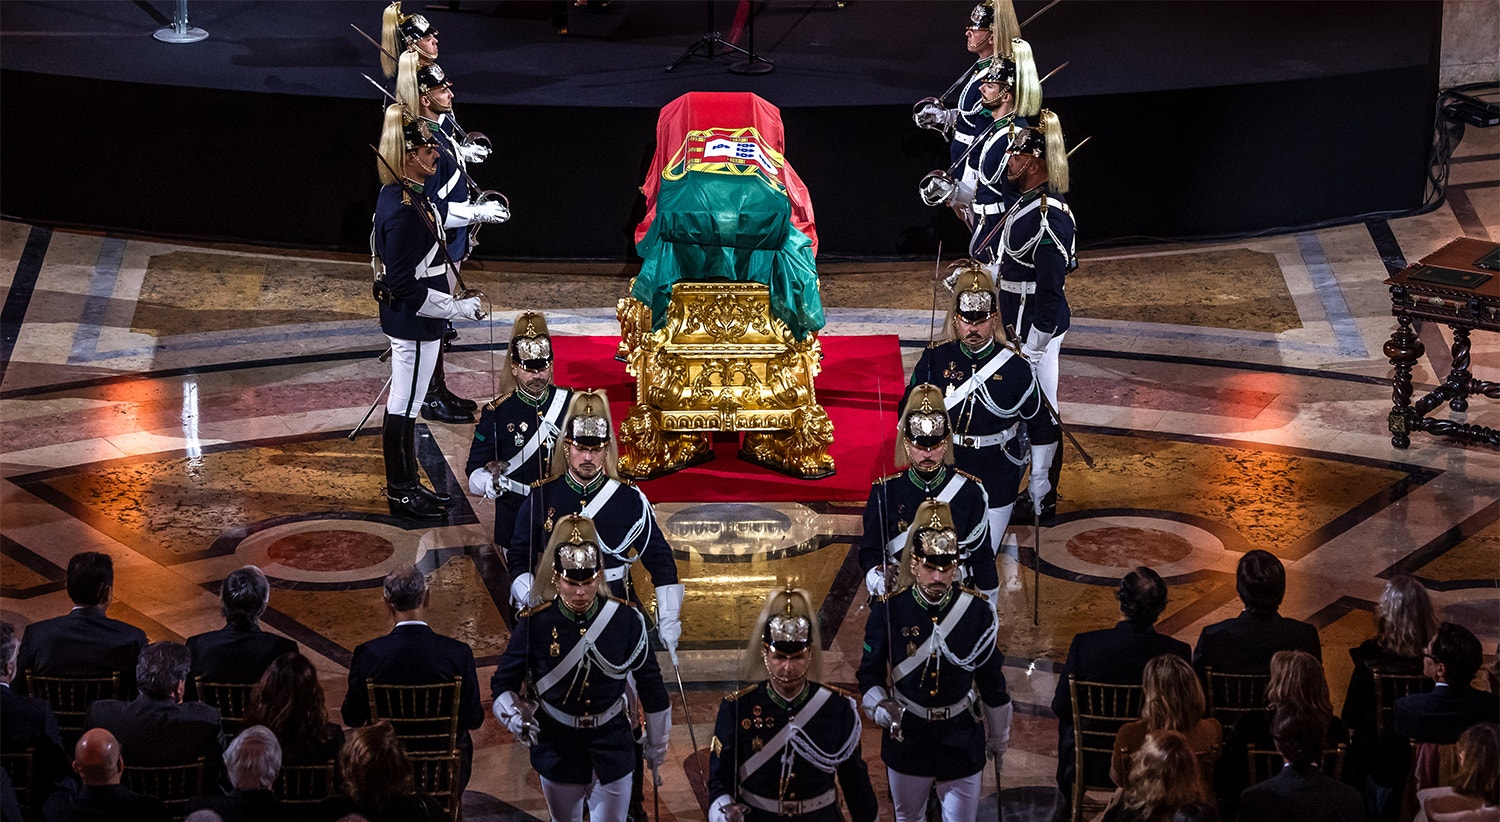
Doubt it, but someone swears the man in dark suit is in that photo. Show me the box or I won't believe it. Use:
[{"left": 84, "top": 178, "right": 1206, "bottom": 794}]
[
  {"left": 1238, "top": 708, "right": 1365, "bottom": 822},
  {"left": 1395, "top": 622, "right": 1498, "bottom": 744},
  {"left": 185, "top": 725, "right": 285, "bottom": 821},
  {"left": 185, "top": 566, "right": 296, "bottom": 699},
  {"left": 341, "top": 565, "right": 484, "bottom": 791},
  {"left": 41, "top": 728, "right": 169, "bottom": 822},
  {"left": 85, "top": 641, "right": 224, "bottom": 792},
  {"left": 1193, "top": 549, "right": 1321, "bottom": 677},
  {"left": 15, "top": 552, "right": 147, "bottom": 699},
  {"left": 1051, "top": 567, "right": 1191, "bottom": 818},
  {"left": 1, "top": 620, "right": 70, "bottom": 804}
]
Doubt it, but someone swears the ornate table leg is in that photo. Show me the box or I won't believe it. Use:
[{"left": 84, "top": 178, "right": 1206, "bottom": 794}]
[
  {"left": 1383, "top": 314, "right": 1424, "bottom": 449},
  {"left": 1448, "top": 326, "right": 1472, "bottom": 413}
]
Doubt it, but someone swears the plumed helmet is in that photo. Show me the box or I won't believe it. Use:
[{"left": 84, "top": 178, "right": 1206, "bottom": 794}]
[
  {"left": 510, "top": 312, "right": 553, "bottom": 371},
  {"left": 550, "top": 515, "right": 603, "bottom": 581},
  {"left": 952, "top": 264, "right": 998, "bottom": 322},
  {"left": 899, "top": 385, "right": 951, "bottom": 449},
  {"left": 563, "top": 390, "right": 611, "bottom": 448}
]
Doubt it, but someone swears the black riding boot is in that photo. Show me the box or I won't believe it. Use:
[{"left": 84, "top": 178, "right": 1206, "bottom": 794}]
[
  {"left": 382, "top": 413, "right": 447, "bottom": 521},
  {"left": 422, "top": 349, "right": 475, "bottom": 423}
]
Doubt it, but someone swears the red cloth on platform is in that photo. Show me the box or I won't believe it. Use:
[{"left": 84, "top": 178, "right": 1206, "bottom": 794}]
[
  {"left": 550, "top": 335, "right": 902, "bottom": 502},
  {"left": 633, "top": 91, "right": 817, "bottom": 255}
]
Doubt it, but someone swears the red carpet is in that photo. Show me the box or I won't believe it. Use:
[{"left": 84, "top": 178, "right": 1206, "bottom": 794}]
[{"left": 551, "top": 335, "right": 903, "bottom": 502}]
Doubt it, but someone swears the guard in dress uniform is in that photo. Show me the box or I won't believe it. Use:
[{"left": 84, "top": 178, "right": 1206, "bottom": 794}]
[
  {"left": 491, "top": 515, "right": 671, "bottom": 822},
  {"left": 371, "top": 104, "right": 483, "bottom": 521},
  {"left": 466, "top": 313, "right": 574, "bottom": 555},
  {"left": 858, "top": 385, "right": 997, "bottom": 608},
  {"left": 395, "top": 52, "right": 508, "bottom": 425},
  {"left": 707, "top": 587, "right": 878, "bottom": 822},
  {"left": 906, "top": 264, "right": 1059, "bottom": 586},
  {"left": 381, "top": 1, "right": 438, "bottom": 79},
  {"left": 510, "top": 390, "right": 684, "bottom": 820},
  {"left": 962, "top": 38, "right": 1041, "bottom": 256},
  {"left": 913, "top": 1, "right": 1021, "bottom": 166},
  {"left": 857, "top": 501, "right": 1013, "bottom": 821},
  {"left": 997, "top": 110, "right": 1076, "bottom": 520}
]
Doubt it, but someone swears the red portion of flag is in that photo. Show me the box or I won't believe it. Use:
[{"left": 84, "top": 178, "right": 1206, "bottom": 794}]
[{"left": 634, "top": 92, "right": 817, "bottom": 255}]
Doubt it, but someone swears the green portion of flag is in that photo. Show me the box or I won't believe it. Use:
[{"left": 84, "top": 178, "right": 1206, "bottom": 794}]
[{"left": 633, "top": 169, "right": 824, "bottom": 341}]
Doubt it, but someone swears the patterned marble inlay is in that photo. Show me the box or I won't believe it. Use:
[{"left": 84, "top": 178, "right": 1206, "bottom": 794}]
[
  {"left": 1066, "top": 525, "right": 1196, "bottom": 566},
  {"left": 265, "top": 529, "right": 395, "bottom": 572}
]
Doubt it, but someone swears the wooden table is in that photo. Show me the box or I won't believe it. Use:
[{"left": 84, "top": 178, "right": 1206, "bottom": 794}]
[{"left": 1384, "top": 237, "right": 1500, "bottom": 448}]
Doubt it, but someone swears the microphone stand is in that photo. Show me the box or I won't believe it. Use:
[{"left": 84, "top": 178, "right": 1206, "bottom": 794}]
[{"left": 666, "top": 0, "right": 758, "bottom": 72}]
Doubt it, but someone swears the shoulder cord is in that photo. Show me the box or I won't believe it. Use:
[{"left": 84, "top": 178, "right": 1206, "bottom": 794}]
[
  {"left": 565, "top": 610, "right": 649, "bottom": 698},
  {"left": 781, "top": 697, "right": 862, "bottom": 777},
  {"left": 1001, "top": 198, "right": 1077, "bottom": 269},
  {"left": 974, "top": 120, "right": 1019, "bottom": 188}
]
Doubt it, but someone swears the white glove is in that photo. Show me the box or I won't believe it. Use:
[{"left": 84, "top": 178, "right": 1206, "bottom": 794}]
[
  {"left": 915, "top": 101, "right": 956, "bottom": 130},
  {"left": 468, "top": 466, "right": 498, "bottom": 500},
  {"left": 984, "top": 700, "right": 1013, "bottom": 761},
  {"left": 457, "top": 142, "right": 491, "bottom": 163},
  {"left": 920, "top": 173, "right": 958, "bottom": 207},
  {"left": 444, "top": 199, "right": 510, "bottom": 228},
  {"left": 416, "top": 289, "right": 483, "bottom": 322},
  {"left": 644, "top": 709, "right": 671, "bottom": 770},
  {"left": 510, "top": 572, "right": 537, "bottom": 610},
  {"left": 1029, "top": 442, "right": 1059, "bottom": 514},
  {"left": 1021, "top": 326, "right": 1053, "bottom": 363},
  {"left": 709, "top": 795, "right": 741, "bottom": 822},
  {"left": 655, "top": 583, "right": 685, "bottom": 664},
  {"left": 864, "top": 565, "right": 891, "bottom": 597},
  {"left": 494, "top": 690, "right": 540, "bottom": 746},
  {"left": 861, "top": 687, "right": 903, "bottom": 736}
]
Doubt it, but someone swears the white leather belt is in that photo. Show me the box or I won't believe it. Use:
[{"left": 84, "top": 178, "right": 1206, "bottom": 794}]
[
  {"left": 541, "top": 697, "right": 625, "bottom": 729},
  {"left": 954, "top": 428, "right": 1015, "bottom": 449},
  {"left": 999, "top": 279, "right": 1037, "bottom": 295},
  {"left": 896, "top": 690, "right": 974, "bottom": 722},
  {"left": 741, "top": 788, "right": 837, "bottom": 816},
  {"left": 604, "top": 566, "right": 627, "bottom": 582},
  {"left": 975, "top": 202, "right": 1005, "bottom": 216},
  {"left": 954, "top": 131, "right": 976, "bottom": 145}
]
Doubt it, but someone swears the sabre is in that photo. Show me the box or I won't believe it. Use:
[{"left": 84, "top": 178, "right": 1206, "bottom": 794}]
[
  {"left": 1033, "top": 510, "right": 1042, "bottom": 626},
  {"left": 361, "top": 73, "right": 397, "bottom": 103},
  {"left": 998, "top": 325, "right": 1093, "bottom": 468},
  {"left": 1021, "top": 0, "right": 1064, "bottom": 28},
  {"left": 994, "top": 756, "right": 1006, "bottom": 821},
  {"left": 350, "top": 23, "right": 398, "bottom": 61},
  {"left": 349, "top": 372, "right": 394, "bottom": 440},
  {"left": 658, "top": 605, "right": 706, "bottom": 794}
]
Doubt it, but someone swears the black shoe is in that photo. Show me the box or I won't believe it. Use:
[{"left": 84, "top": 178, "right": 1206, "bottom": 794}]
[
  {"left": 1012, "top": 493, "right": 1035, "bottom": 526},
  {"left": 438, "top": 384, "right": 478, "bottom": 414},
  {"left": 421, "top": 393, "right": 474, "bottom": 424},
  {"left": 413, "top": 483, "right": 453, "bottom": 507},
  {"left": 386, "top": 485, "right": 448, "bottom": 520}
]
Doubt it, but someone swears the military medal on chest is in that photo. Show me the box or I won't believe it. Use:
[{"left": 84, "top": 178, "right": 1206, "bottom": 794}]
[
  {"left": 543, "top": 507, "right": 555, "bottom": 533},
  {"left": 549, "top": 627, "right": 560, "bottom": 658}
]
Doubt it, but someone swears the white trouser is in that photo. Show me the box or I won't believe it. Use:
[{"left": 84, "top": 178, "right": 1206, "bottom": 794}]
[
  {"left": 539, "top": 774, "right": 632, "bottom": 822},
  {"left": 986, "top": 503, "right": 1016, "bottom": 555},
  {"left": 1035, "top": 330, "right": 1065, "bottom": 409},
  {"left": 888, "top": 768, "right": 983, "bottom": 822},
  {"left": 386, "top": 336, "right": 441, "bottom": 418}
]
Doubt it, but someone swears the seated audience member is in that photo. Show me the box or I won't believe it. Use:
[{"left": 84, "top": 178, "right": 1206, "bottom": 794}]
[
  {"left": 1193, "top": 550, "right": 1320, "bottom": 678},
  {"left": 16, "top": 552, "right": 147, "bottom": 698},
  {"left": 84, "top": 641, "right": 224, "bottom": 790},
  {"left": 186, "top": 566, "right": 296, "bottom": 700},
  {"left": 1054, "top": 567, "right": 1191, "bottom": 812},
  {"left": 1413, "top": 722, "right": 1498, "bottom": 822},
  {"left": 186, "top": 725, "right": 284, "bottom": 821},
  {"left": 317, "top": 722, "right": 444, "bottom": 822},
  {"left": 42, "top": 728, "right": 169, "bottom": 822},
  {"left": 245, "top": 651, "right": 343, "bottom": 766},
  {"left": 1218, "top": 649, "right": 1348, "bottom": 805},
  {"left": 341, "top": 567, "right": 482, "bottom": 790},
  {"left": 1342, "top": 575, "right": 1436, "bottom": 791},
  {"left": 1102, "top": 730, "right": 1209, "bottom": 822},
  {"left": 1237, "top": 709, "right": 1365, "bottom": 822},
  {"left": 1111, "top": 654, "right": 1222, "bottom": 792},
  {"left": 1, "top": 620, "right": 70, "bottom": 797},
  {"left": 1396, "top": 623, "right": 1498, "bottom": 744}
]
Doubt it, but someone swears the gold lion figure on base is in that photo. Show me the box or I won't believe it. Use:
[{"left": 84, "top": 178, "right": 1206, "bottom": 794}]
[
  {"left": 617, "top": 404, "right": 712, "bottom": 479},
  {"left": 741, "top": 404, "right": 834, "bottom": 479}
]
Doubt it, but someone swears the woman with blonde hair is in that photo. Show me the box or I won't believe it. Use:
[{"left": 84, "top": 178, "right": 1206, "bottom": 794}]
[
  {"left": 1343, "top": 575, "right": 1437, "bottom": 786},
  {"left": 1110, "top": 654, "right": 1222, "bottom": 791},
  {"left": 1416, "top": 722, "right": 1500, "bottom": 822},
  {"left": 1103, "top": 730, "right": 1209, "bottom": 822}
]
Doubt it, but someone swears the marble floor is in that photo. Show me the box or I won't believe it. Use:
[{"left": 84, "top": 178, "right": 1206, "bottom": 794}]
[{"left": 2, "top": 125, "right": 1497, "bottom": 821}]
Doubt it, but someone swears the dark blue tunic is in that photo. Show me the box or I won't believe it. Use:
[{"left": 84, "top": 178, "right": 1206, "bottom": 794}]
[
  {"left": 858, "top": 467, "right": 997, "bottom": 591},
  {"left": 998, "top": 188, "right": 1077, "bottom": 340},
  {"left": 464, "top": 385, "right": 573, "bottom": 547},
  {"left": 948, "top": 57, "right": 994, "bottom": 166},
  {"left": 373, "top": 181, "right": 448, "bottom": 342}
]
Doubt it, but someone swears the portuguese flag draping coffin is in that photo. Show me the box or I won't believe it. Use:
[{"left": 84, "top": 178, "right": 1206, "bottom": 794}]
[{"left": 632, "top": 92, "right": 825, "bottom": 341}]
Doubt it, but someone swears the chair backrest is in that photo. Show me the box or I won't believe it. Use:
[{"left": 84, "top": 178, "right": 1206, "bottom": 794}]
[
  {"left": 0, "top": 748, "right": 34, "bottom": 819},
  {"left": 1372, "top": 670, "right": 1433, "bottom": 740},
  {"left": 410, "top": 751, "right": 461, "bottom": 822},
  {"left": 274, "top": 760, "right": 337, "bottom": 808},
  {"left": 26, "top": 670, "right": 121, "bottom": 749},
  {"left": 1070, "top": 678, "right": 1144, "bottom": 821},
  {"left": 1246, "top": 742, "right": 1347, "bottom": 785},
  {"left": 194, "top": 678, "right": 256, "bottom": 736},
  {"left": 1204, "top": 668, "right": 1270, "bottom": 725},
  {"left": 366, "top": 678, "right": 462, "bottom": 754},
  {"left": 122, "top": 757, "right": 206, "bottom": 821}
]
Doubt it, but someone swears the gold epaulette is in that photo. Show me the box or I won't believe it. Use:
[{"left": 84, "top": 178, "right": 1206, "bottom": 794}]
[
  {"left": 875, "top": 471, "right": 902, "bottom": 484},
  {"left": 954, "top": 469, "right": 981, "bottom": 483},
  {"left": 726, "top": 683, "right": 758, "bottom": 702},
  {"left": 822, "top": 683, "right": 857, "bottom": 700},
  {"left": 608, "top": 594, "right": 633, "bottom": 607},
  {"left": 926, "top": 340, "right": 945, "bottom": 349},
  {"left": 518, "top": 601, "right": 553, "bottom": 618},
  {"left": 958, "top": 583, "right": 988, "bottom": 601},
  {"left": 877, "top": 585, "right": 912, "bottom": 603},
  {"left": 529, "top": 478, "right": 547, "bottom": 489},
  {"left": 483, "top": 390, "right": 515, "bottom": 411}
]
